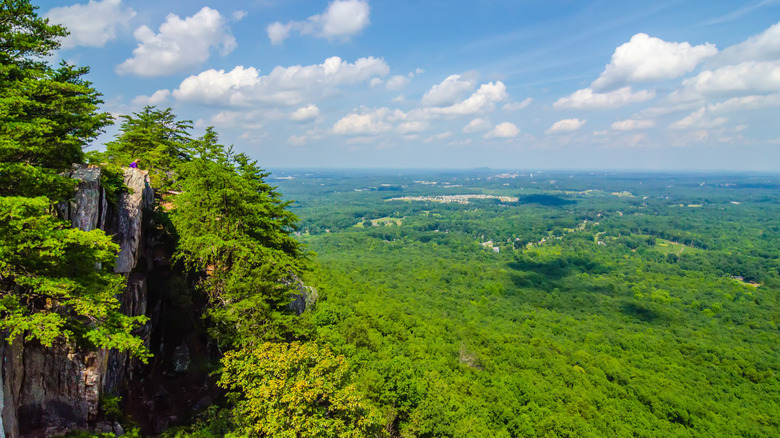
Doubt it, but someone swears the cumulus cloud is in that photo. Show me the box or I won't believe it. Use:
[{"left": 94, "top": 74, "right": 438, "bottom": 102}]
[
  {"left": 546, "top": 118, "right": 586, "bottom": 134},
  {"left": 172, "top": 56, "right": 389, "bottom": 107},
  {"left": 290, "top": 104, "right": 320, "bottom": 121},
  {"left": 484, "top": 122, "right": 520, "bottom": 139},
  {"left": 503, "top": 97, "right": 532, "bottom": 111},
  {"left": 680, "top": 60, "right": 780, "bottom": 96},
  {"left": 712, "top": 20, "right": 780, "bottom": 66},
  {"left": 333, "top": 107, "right": 392, "bottom": 135},
  {"left": 592, "top": 33, "right": 717, "bottom": 91},
  {"left": 421, "top": 74, "right": 476, "bottom": 107},
  {"left": 267, "top": 22, "right": 293, "bottom": 45},
  {"left": 463, "top": 118, "right": 491, "bottom": 133},
  {"left": 45, "top": 0, "right": 135, "bottom": 49},
  {"left": 669, "top": 108, "right": 727, "bottom": 130},
  {"left": 267, "top": 0, "right": 370, "bottom": 45},
  {"left": 428, "top": 81, "right": 507, "bottom": 115},
  {"left": 386, "top": 75, "right": 410, "bottom": 90},
  {"left": 131, "top": 89, "right": 171, "bottom": 106},
  {"left": 707, "top": 93, "right": 780, "bottom": 112},
  {"left": 554, "top": 86, "right": 655, "bottom": 110},
  {"left": 232, "top": 10, "right": 248, "bottom": 21},
  {"left": 611, "top": 119, "right": 655, "bottom": 131},
  {"left": 423, "top": 132, "right": 454, "bottom": 143},
  {"left": 397, "top": 121, "right": 429, "bottom": 133},
  {"left": 116, "top": 7, "right": 236, "bottom": 76}
]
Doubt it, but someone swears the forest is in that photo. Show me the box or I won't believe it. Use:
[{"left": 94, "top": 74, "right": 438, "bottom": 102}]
[
  {"left": 1, "top": 1, "right": 779, "bottom": 437},
  {"left": 272, "top": 169, "right": 780, "bottom": 437}
]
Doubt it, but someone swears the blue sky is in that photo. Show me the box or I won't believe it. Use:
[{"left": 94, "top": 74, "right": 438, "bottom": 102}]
[{"left": 37, "top": 0, "right": 780, "bottom": 170}]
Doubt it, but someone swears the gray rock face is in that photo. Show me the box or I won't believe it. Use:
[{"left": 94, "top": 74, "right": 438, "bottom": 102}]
[
  {"left": 287, "top": 276, "right": 319, "bottom": 316},
  {"left": 116, "top": 169, "right": 153, "bottom": 274},
  {"left": 68, "top": 166, "right": 103, "bottom": 232},
  {"left": 1, "top": 166, "right": 155, "bottom": 437}
]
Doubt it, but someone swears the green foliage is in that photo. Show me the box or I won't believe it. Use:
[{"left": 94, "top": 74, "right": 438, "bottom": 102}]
[
  {"left": 170, "top": 129, "right": 306, "bottom": 348},
  {"left": 63, "top": 428, "right": 141, "bottom": 438},
  {"left": 0, "top": 0, "right": 145, "bottom": 359},
  {"left": 219, "top": 341, "right": 381, "bottom": 438},
  {"left": 273, "top": 170, "right": 780, "bottom": 437},
  {"left": 0, "top": 196, "right": 148, "bottom": 356},
  {"left": 0, "top": 1, "right": 111, "bottom": 198},
  {"left": 102, "top": 106, "right": 192, "bottom": 191}
]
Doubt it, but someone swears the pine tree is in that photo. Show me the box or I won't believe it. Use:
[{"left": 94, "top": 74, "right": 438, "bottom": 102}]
[{"left": 0, "top": 0, "right": 146, "bottom": 357}]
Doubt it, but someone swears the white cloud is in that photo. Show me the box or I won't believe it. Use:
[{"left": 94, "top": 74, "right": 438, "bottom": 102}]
[
  {"left": 287, "top": 135, "right": 308, "bottom": 146},
  {"left": 116, "top": 7, "right": 236, "bottom": 76},
  {"left": 397, "top": 121, "right": 429, "bottom": 133},
  {"left": 421, "top": 74, "right": 476, "bottom": 107},
  {"left": 707, "top": 93, "right": 780, "bottom": 112},
  {"left": 131, "top": 89, "right": 171, "bottom": 106},
  {"left": 333, "top": 107, "right": 392, "bottom": 135},
  {"left": 463, "top": 118, "right": 491, "bottom": 133},
  {"left": 546, "top": 118, "right": 586, "bottom": 134},
  {"left": 232, "top": 10, "right": 248, "bottom": 21},
  {"left": 370, "top": 77, "right": 383, "bottom": 87},
  {"left": 173, "top": 56, "right": 389, "bottom": 107},
  {"left": 485, "top": 122, "right": 520, "bottom": 139},
  {"left": 423, "top": 132, "right": 454, "bottom": 143},
  {"left": 713, "top": 21, "right": 780, "bottom": 66},
  {"left": 45, "top": 0, "right": 135, "bottom": 49},
  {"left": 386, "top": 75, "right": 410, "bottom": 90},
  {"left": 502, "top": 97, "right": 532, "bottom": 111},
  {"left": 554, "top": 86, "right": 655, "bottom": 110},
  {"left": 267, "top": 22, "right": 293, "bottom": 45},
  {"left": 267, "top": 0, "right": 370, "bottom": 45},
  {"left": 592, "top": 33, "right": 717, "bottom": 90},
  {"left": 428, "top": 81, "right": 508, "bottom": 115},
  {"left": 628, "top": 133, "right": 648, "bottom": 147},
  {"left": 669, "top": 108, "right": 727, "bottom": 130},
  {"left": 290, "top": 104, "right": 320, "bottom": 121},
  {"left": 681, "top": 60, "right": 780, "bottom": 96},
  {"left": 611, "top": 119, "right": 655, "bottom": 131}
]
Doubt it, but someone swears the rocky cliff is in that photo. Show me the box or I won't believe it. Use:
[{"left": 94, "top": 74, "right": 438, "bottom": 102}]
[
  {"left": 0, "top": 165, "right": 315, "bottom": 437},
  {"left": 0, "top": 165, "right": 155, "bottom": 437}
]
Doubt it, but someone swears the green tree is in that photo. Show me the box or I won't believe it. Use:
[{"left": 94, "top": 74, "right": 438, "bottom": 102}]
[
  {"left": 171, "top": 129, "right": 305, "bottom": 347},
  {"left": 0, "top": 0, "right": 146, "bottom": 358},
  {"left": 219, "top": 341, "right": 381, "bottom": 438},
  {"left": 0, "top": 0, "right": 112, "bottom": 199},
  {"left": 103, "top": 106, "right": 192, "bottom": 191},
  {"left": 0, "top": 196, "right": 148, "bottom": 355}
]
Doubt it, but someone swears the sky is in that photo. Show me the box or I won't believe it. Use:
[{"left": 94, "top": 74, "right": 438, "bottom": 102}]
[{"left": 35, "top": 0, "right": 780, "bottom": 170}]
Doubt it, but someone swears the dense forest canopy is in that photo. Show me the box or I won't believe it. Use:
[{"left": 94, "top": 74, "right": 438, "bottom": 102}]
[{"left": 272, "top": 170, "right": 780, "bottom": 437}]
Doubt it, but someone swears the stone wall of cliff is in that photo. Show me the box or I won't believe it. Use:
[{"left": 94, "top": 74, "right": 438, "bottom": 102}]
[{"left": 0, "top": 165, "right": 155, "bottom": 437}]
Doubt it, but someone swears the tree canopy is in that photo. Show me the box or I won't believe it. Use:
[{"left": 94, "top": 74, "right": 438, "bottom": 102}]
[
  {"left": 103, "top": 106, "right": 193, "bottom": 191},
  {"left": 0, "top": 0, "right": 145, "bottom": 357},
  {"left": 171, "top": 128, "right": 306, "bottom": 348}
]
